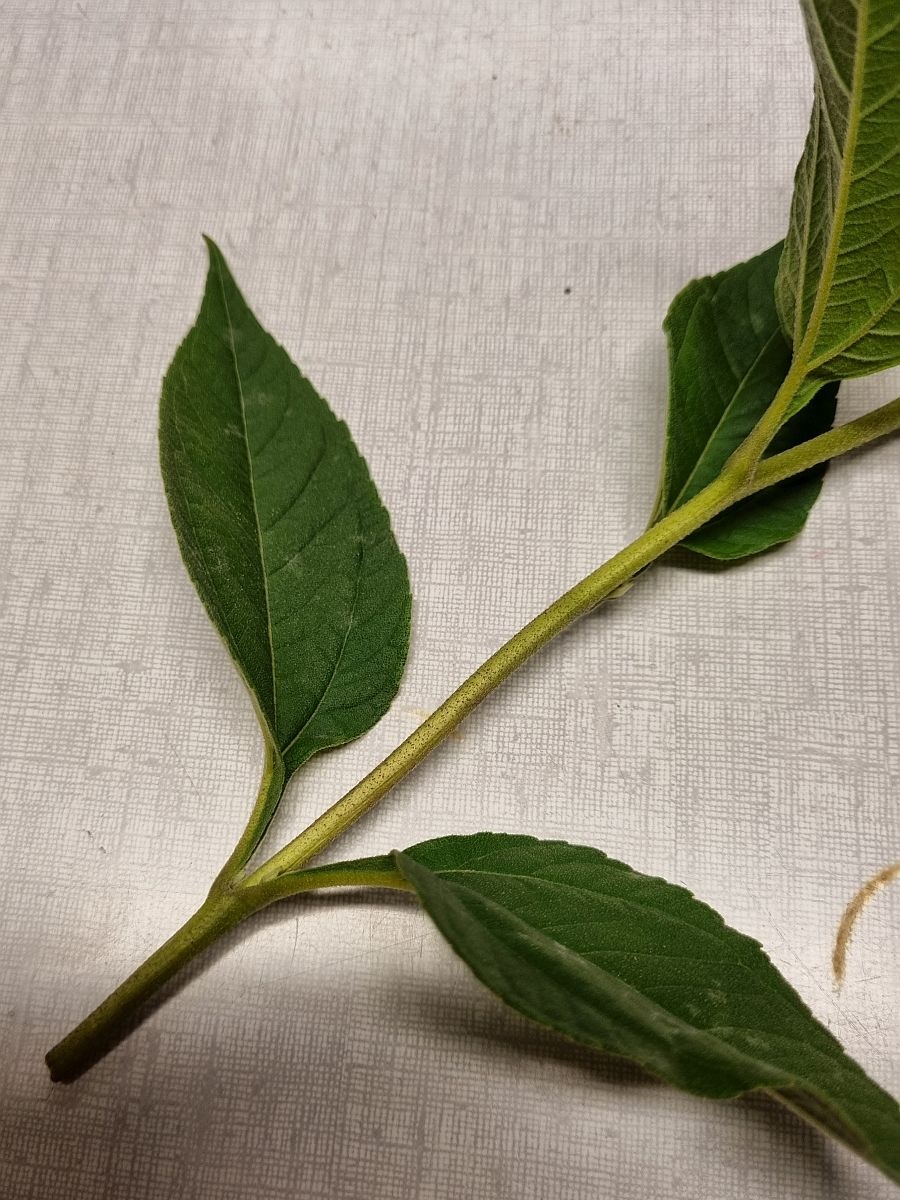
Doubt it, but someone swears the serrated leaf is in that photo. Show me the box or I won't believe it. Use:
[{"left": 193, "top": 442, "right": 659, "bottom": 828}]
[
  {"left": 776, "top": 0, "right": 900, "bottom": 381},
  {"left": 159, "top": 239, "right": 411, "bottom": 780},
  {"left": 652, "top": 244, "right": 838, "bottom": 560},
  {"left": 393, "top": 832, "right": 900, "bottom": 1186}
]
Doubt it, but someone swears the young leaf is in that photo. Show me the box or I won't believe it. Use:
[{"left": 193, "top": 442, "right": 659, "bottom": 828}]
[
  {"left": 393, "top": 833, "right": 900, "bottom": 1185},
  {"left": 652, "top": 244, "right": 838, "bottom": 560},
  {"left": 159, "top": 239, "right": 411, "bottom": 779},
  {"left": 776, "top": 0, "right": 900, "bottom": 381}
]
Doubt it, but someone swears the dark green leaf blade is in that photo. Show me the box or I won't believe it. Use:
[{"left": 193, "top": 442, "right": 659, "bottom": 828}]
[
  {"left": 777, "top": 0, "right": 900, "bottom": 382},
  {"left": 653, "top": 244, "right": 838, "bottom": 560},
  {"left": 159, "top": 238, "right": 411, "bottom": 777},
  {"left": 680, "top": 383, "right": 839, "bottom": 560},
  {"left": 394, "top": 832, "right": 900, "bottom": 1185}
]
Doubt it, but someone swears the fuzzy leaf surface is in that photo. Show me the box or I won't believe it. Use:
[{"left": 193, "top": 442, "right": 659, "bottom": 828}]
[
  {"left": 777, "top": 0, "right": 900, "bottom": 380},
  {"left": 160, "top": 239, "right": 411, "bottom": 779},
  {"left": 653, "top": 244, "right": 837, "bottom": 560},
  {"left": 394, "top": 832, "right": 900, "bottom": 1185}
]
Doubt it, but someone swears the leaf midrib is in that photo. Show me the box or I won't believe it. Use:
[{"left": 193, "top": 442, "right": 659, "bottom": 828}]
[
  {"left": 434, "top": 865, "right": 773, "bottom": 973},
  {"left": 794, "top": 0, "right": 870, "bottom": 369},
  {"left": 214, "top": 251, "right": 278, "bottom": 734},
  {"left": 212, "top": 250, "right": 374, "bottom": 759},
  {"left": 431, "top": 871, "right": 832, "bottom": 1097}
]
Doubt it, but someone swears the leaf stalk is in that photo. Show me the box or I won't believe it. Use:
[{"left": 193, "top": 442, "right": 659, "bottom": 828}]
[{"left": 208, "top": 736, "right": 285, "bottom": 892}]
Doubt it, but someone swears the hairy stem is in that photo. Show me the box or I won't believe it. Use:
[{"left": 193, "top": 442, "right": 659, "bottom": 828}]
[
  {"left": 44, "top": 858, "right": 411, "bottom": 1081},
  {"left": 725, "top": 356, "right": 812, "bottom": 481},
  {"left": 45, "top": 886, "right": 265, "bottom": 1082},
  {"left": 832, "top": 858, "right": 900, "bottom": 985},
  {"left": 46, "top": 389, "right": 900, "bottom": 1081},
  {"left": 260, "top": 855, "right": 412, "bottom": 900},
  {"left": 754, "top": 394, "right": 900, "bottom": 489},
  {"left": 247, "top": 391, "right": 900, "bottom": 886},
  {"left": 244, "top": 468, "right": 745, "bottom": 886}
]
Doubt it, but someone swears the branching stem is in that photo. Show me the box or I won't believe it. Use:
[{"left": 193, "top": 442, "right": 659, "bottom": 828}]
[
  {"left": 45, "top": 387, "right": 900, "bottom": 1082},
  {"left": 246, "top": 390, "right": 900, "bottom": 886}
]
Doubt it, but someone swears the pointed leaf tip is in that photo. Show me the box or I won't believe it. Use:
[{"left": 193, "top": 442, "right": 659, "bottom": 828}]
[
  {"left": 159, "top": 242, "right": 411, "bottom": 784},
  {"left": 394, "top": 832, "right": 900, "bottom": 1185}
]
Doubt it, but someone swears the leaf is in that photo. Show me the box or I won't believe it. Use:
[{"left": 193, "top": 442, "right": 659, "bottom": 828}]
[
  {"left": 776, "top": 0, "right": 900, "bottom": 381},
  {"left": 159, "top": 238, "right": 411, "bottom": 780},
  {"left": 393, "top": 832, "right": 900, "bottom": 1185},
  {"left": 652, "top": 244, "right": 838, "bottom": 560}
]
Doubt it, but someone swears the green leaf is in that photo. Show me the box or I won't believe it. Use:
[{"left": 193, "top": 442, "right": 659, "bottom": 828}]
[
  {"left": 776, "top": 0, "right": 900, "bottom": 381},
  {"left": 394, "top": 832, "right": 900, "bottom": 1185},
  {"left": 159, "top": 238, "right": 411, "bottom": 781},
  {"left": 652, "top": 244, "right": 838, "bottom": 560}
]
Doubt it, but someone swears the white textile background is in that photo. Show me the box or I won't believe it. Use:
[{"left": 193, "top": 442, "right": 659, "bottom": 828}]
[{"left": 1, "top": 2, "right": 899, "bottom": 1197}]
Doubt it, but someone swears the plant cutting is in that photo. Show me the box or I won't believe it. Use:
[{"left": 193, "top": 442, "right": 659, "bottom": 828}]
[{"left": 46, "top": 0, "right": 900, "bottom": 1187}]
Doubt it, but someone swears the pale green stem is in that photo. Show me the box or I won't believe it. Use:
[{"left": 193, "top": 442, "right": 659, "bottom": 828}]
[
  {"left": 46, "top": 389, "right": 900, "bottom": 1083},
  {"left": 45, "top": 886, "right": 264, "bottom": 1082},
  {"left": 726, "top": 356, "right": 813, "bottom": 480},
  {"left": 243, "top": 468, "right": 746, "bottom": 887},
  {"left": 753, "top": 394, "right": 900, "bottom": 489},
  {"left": 246, "top": 391, "right": 900, "bottom": 886},
  {"left": 258, "top": 855, "right": 412, "bottom": 901},
  {"left": 44, "top": 467, "right": 739, "bottom": 1084},
  {"left": 43, "top": 856, "right": 409, "bottom": 1083}
]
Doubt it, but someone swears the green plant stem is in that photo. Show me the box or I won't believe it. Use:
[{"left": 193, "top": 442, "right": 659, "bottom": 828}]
[
  {"left": 261, "top": 855, "right": 412, "bottom": 900},
  {"left": 45, "top": 858, "right": 411, "bottom": 1082},
  {"left": 45, "top": 886, "right": 262, "bottom": 1082},
  {"left": 754, "top": 394, "right": 900, "bottom": 488},
  {"left": 46, "top": 390, "right": 900, "bottom": 1082},
  {"left": 46, "top": 472, "right": 739, "bottom": 1084},
  {"left": 244, "top": 470, "right": 741, "bottom": 887},
  {"left": 727, "top": 357, "right": 813, "bottom": 478},
  {"left": 247, "top": 391, "right": 900, "bottom": 886}
]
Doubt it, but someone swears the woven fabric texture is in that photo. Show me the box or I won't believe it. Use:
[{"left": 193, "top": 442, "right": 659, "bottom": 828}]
[{"left": 1, "top": 3, "right": 898, "bottom": 1197}]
